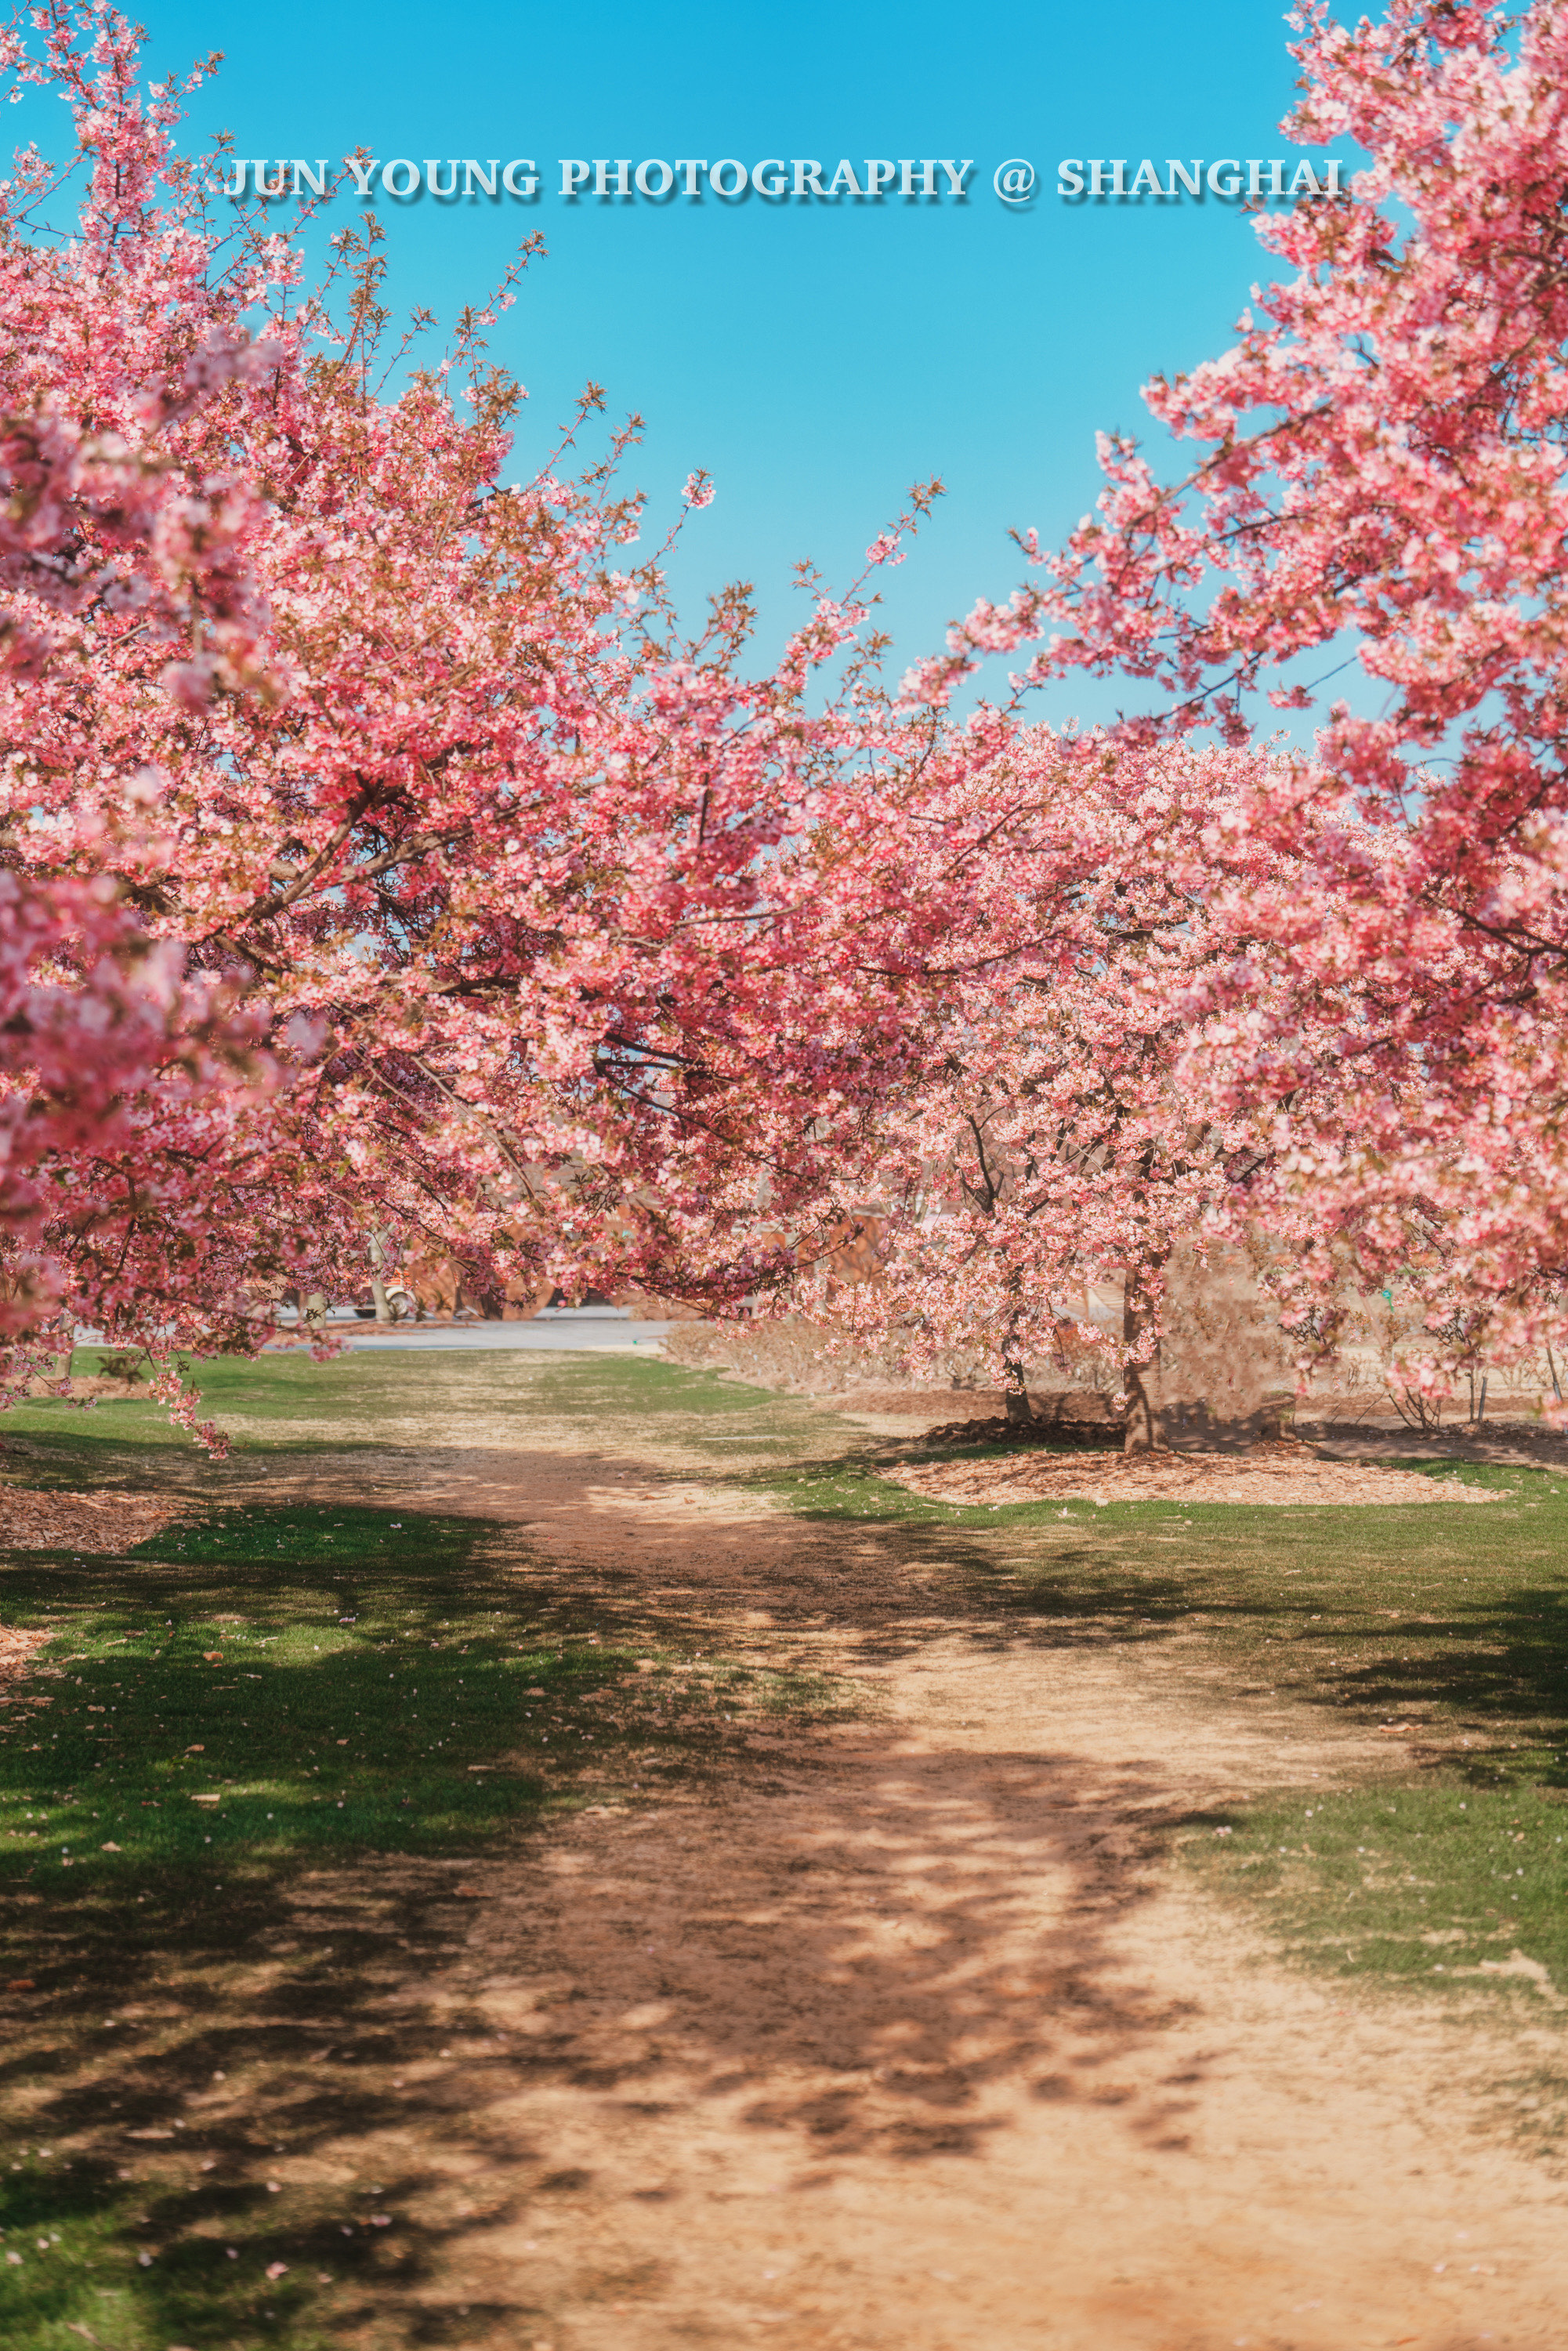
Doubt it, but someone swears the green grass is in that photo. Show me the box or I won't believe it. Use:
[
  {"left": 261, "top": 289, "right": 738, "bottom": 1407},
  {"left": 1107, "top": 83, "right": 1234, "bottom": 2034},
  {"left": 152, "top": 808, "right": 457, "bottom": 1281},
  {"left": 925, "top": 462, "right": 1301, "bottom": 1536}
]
[
  {"left": 0, "top": 1345, "right": 846, "bottom": 1456},
  {"left": 1187, "top": 1777, "right": 1568, "bottom": 1998},
  {"left": 699, "top": 1408, "right": 1568, "bottom": 2010},
  {"left": 0, "top": 1502, "right": 559, "bottom": 2351},
  {"left": 0, "top": 1505, "right": 563, "bottom": 1864},
  {"left": 764, "top": 1450, "right": 1568, "bottom": 1784},
  {"left": 531, "top": 1357, "right": 1568, "bottom": 1817},
  {"left": 0, "top": 1346, "right": 404, "bottom": 1449}
]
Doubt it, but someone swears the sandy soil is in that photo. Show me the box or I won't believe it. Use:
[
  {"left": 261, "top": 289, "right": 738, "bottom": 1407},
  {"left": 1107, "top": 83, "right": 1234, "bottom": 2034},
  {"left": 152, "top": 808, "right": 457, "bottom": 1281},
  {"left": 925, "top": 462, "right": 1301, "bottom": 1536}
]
[{"left": 199, "top": 1368, "right": 1568, "bottom": 2351}]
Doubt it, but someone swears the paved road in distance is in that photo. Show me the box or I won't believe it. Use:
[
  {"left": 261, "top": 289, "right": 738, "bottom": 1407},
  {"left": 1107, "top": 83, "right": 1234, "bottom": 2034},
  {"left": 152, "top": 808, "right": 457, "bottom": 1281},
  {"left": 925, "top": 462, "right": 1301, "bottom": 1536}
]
[{"left": 333, "top": 1317, "right": 675, "bottom": 1352}]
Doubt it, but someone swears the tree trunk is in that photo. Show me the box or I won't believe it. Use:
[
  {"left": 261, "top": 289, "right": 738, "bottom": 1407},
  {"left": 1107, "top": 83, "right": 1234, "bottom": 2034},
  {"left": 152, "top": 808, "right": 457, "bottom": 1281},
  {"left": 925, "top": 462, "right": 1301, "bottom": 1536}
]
[
  {"left": 1123, "top": 1364, "right": 1157, "bottom": 1453},
  {"left": 367, "top": 1232, "right": 393, "bottom": 1324},
  {"left": 1002, "top": 1351, "right": 1032, "bottom": 1426},
  {"left": 1122, "top": 1269, "right": 1162, "bottom": 1454}
]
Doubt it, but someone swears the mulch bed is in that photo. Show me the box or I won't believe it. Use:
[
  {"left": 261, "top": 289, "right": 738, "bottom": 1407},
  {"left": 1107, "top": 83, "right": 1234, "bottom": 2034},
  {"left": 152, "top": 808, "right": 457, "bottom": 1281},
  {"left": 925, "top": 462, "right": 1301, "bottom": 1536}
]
[
  {"left": 0, "top": 1482, "right": 186, "bottom": 1553},
  {"left": 888, "top": 1438, "right": 1503, "bottom": 1509}
]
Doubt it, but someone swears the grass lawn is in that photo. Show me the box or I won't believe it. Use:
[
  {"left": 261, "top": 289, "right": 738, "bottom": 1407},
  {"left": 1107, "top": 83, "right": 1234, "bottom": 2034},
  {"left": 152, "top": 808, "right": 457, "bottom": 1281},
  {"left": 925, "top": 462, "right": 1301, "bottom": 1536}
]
[{"left": 0, "top": 1348, "right": 1566, "bottom": 2342}]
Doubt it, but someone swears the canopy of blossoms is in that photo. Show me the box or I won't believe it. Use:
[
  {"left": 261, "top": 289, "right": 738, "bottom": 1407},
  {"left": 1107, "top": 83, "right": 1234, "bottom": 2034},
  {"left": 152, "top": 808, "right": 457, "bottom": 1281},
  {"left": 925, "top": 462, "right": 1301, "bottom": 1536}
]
[{"left": 7, "top": 0, "right": 1568, "bottom": 1446}]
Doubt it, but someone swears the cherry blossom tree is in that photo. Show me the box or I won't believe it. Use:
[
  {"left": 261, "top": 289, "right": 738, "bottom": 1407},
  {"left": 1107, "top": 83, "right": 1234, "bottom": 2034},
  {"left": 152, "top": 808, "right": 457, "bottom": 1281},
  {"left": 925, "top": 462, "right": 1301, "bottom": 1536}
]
[
  {"left": 745, "top": 728, "right": 1389, "bottom": 1444},
  {"left": 0, "top": 0, "right": 938, "bottom": 1438},
  {"left": 0, "top": 5, "right": 297, "bottom": 1439},
  {"left": 32, "top": 0, "right": 1544, "bottom": 1448},
  {"left": 896, "top": 0, "right": 1568, "bottom": 1388}
]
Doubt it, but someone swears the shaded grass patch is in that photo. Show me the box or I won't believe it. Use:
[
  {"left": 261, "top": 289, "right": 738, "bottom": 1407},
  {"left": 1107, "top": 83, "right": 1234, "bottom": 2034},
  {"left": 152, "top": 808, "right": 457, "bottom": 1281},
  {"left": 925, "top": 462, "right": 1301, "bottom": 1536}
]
[{"left": 0, "top": 1505, "right": 566, "bottom": 1871}]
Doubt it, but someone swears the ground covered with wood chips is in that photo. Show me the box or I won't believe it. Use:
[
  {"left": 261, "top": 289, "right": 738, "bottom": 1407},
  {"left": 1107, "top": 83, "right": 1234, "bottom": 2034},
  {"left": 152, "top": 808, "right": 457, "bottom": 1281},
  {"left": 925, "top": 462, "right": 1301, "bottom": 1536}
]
[
  {"left": 0, "top": 1468, "right": 185, "bottom": 1552},
  {"left": 886, "top": 1436, "right": 1505, "bottom": 1510}
]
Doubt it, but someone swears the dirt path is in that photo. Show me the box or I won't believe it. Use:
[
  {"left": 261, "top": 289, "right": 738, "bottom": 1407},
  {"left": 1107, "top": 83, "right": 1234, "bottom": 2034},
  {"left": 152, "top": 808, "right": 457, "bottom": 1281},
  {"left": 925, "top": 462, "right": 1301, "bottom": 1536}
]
[{"left": 232, "top": 1383, "right": 1568, "bottom": 2349}]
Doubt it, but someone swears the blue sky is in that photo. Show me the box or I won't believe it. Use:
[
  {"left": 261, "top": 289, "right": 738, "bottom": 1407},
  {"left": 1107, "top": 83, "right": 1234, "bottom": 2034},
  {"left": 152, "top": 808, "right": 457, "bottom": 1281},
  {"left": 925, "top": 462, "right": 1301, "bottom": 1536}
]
[{"left": 49, "top": 1, "right": 1346, "bottom": 709}]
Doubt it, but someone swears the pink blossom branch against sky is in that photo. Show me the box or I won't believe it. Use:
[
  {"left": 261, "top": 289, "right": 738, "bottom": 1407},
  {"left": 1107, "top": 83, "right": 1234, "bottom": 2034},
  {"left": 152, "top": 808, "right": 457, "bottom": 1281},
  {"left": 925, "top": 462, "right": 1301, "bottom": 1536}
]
[{"left": 31, "top": 0, "right": 1354, "bottom": 710}]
